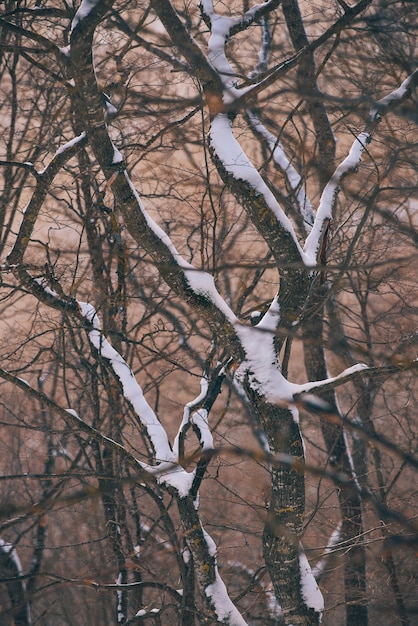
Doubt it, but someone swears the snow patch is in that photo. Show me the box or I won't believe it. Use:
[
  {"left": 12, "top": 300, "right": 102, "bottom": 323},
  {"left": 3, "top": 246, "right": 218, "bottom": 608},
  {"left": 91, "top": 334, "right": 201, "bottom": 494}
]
[
  {"left": 55, "top": 132, "right": 86, "bottom": 156},
  {"left": 299, "top": 551, "right": 324, "bottom": 617},
  {"left": 111, "top": 143, "right": 123, "bottom": 165},
  {"left": 205, "top": 574, "right": 249, "bottom": 625},
  {"left": 191, "top": 408, "right": 213, "bottom": 450},
  {"left": 71, "top": 0, "right": 101, "bottom": 32},
  {"left": 157, "top": 465, "right": 195, "bottom": 498}
]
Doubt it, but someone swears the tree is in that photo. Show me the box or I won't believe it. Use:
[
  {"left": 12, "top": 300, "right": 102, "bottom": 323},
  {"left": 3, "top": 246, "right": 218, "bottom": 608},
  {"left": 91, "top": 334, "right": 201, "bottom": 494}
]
[{"left": 0, "top": 1, "right": 417, "bottom": 624}]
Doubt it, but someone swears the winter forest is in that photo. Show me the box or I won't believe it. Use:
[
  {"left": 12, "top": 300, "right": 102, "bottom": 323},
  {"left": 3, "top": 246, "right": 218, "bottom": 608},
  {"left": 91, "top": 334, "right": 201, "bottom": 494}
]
[{"left": 0, "top": 0, "right": 417, "bottom": 624}]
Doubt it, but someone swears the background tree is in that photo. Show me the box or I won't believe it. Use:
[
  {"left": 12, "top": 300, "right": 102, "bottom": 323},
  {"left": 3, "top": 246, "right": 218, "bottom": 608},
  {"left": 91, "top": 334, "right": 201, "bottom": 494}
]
[{"left": 0, "top": 1, "right": 417, "bottom": 625}]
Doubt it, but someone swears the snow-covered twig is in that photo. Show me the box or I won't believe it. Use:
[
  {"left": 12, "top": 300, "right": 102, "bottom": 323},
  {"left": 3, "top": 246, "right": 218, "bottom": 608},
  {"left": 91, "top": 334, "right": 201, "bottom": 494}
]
[
  {"left": 71, "top": 0, "right": 104, "bottom": 33},
  {"left": 299, "top": 548, "right": 324, "bottom": 618},
  {"left": 173, "top": 376, "right": 211, "bottom": 462},
  {"left": 200, "top": 0, "right": 278, "bottom": 103}
]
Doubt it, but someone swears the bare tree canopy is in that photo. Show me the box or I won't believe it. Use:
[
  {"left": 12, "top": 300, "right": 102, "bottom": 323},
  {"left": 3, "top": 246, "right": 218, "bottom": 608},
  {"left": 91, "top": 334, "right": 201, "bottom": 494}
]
[{"left": 0, "top": 1, "right": 417, "bottom": 624}]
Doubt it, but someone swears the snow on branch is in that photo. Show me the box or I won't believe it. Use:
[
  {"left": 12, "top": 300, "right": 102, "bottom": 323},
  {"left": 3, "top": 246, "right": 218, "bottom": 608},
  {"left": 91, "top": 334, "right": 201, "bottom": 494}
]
[
  {"left": 311, "top": 522, "right": 343, "bottom": 581},
  {"left": 303, "top": 131, "right": 371, "bottom": 265},
  {"left": 369, "top": 68, "right": 418, "bottom": 123},
  {"left": 292, "top": 361, "right": 418, "bottom": 398},
  {"left": 304, "top": 69, "right": 418, "bottom": 265},
  {"left": 173, "top": 376, "right": 213, "bottom": 461},
  {"left": 246, "top": 109, "right": 314, "bottom": 232},
  {"left": 205, "top": 572, "right": 249, "bottom": 626},
  {"left": 68, "top": 2, "right": 239, "bottom": 347},
  {"left": 200, "top": 523, "right": 249, "bottom": 625},
  {"left": 71, "top": 0, "right": 105, "bottom": 33},
  {"left": 209, "top": 113, "right": 305, "bottom": 256},
  {"left": 200, "top": 0, "right": 279, "bottom": 104},
  {"left": 202, "top": 0, "right": 281, "bottom": 40},
  {"left": 0, "top": 540, "right": 31, "bottom": 626},
  {"left": 299, "top": 549, "right": 324, "bottom": 618},
  {"left": 251, "top": 14, "right": 272, "bottom": 78},
  {"left": 78, "top": 301, "right": 174, "bottom": 463},
  {"left": 121, "top": 172, "right": 238, "bottom": 328}
]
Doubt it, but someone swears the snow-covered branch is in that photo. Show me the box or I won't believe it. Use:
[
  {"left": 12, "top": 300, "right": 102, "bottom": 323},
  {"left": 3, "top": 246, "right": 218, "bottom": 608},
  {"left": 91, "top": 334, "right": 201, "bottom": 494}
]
[
  {"left": 200, "top": 0, "right": 280, "bottom": 103},
  {"left": 78, "top": 301, "right": 174, "bottom": 463},
  {"left": 304, "top": 69, "right": 418, "bottom": 264},
  {"left": 303, "top": 131, "right": 371, "bottom": 264},
  {"left": 71, "top": 0, "right": 105, "bottom": 33},
  {"left": 369, "top": 68, "right": 418, "bottom": 124},
  {"left": 68, "top": 2, "right": 242, "bottom": 355},
  {"left": 246, "top": 108, "right": 314, "bottom": 233}
]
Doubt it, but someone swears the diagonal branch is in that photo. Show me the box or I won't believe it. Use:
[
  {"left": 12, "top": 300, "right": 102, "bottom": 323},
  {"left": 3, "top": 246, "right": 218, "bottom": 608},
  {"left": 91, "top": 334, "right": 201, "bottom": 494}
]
[
  {"left": 68, "top": 1, "right": 243, "bottom": 356},
  {"left": 304, "top": 68, "right": 418, "bottom": 264}
]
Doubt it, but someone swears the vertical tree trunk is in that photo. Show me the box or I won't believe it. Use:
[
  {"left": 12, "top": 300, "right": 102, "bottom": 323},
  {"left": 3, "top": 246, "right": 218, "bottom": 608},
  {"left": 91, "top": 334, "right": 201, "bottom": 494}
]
[
  {"left": 0, "top": 543, "right": 31, "bottom": 626},
  {"left": 303, "top": 282, "right": 368, "bottom": 626},
  {"left": 255, "top": 398, "right": 322, "bottom": 625}
]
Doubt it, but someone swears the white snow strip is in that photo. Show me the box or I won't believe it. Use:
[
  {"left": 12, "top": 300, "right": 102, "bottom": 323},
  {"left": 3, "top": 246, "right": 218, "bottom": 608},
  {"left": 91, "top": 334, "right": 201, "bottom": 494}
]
[
  {"left": 201, "top": 0, "right": 274, "bottom": 103},
  {"left": 106, "top": 100, "right": 118, "bottom": 117},
  {"left": 234, "top": 319, "right": 296, "bottom": 408},
  {"left": 123, "top": 172, "right": 237, "bottom": 324},
  {"left": 0, "top": 540, "right": 23, "bottom": 575},
  {"left": 55, "top": 132, "right": 86, "bottom": 156},
  {"left": 183, "top": 547, "right": 191, "bottom": 564},
  {"left": 78, "top": 301, "right": 174, "bottom": 462},
  {"left": 198, "top": 523, "right": 249, "bottom": 625},
  {"left": 59, "top": 45, "right": 70, "bottom": 57},
  {"left": 256, "top": 295, "right": 280, "bottom": 332},
  {"left": 71, "top": 0, "right": 101, "bottom": 32},
  {"left": 191, "top": 408, "right": 213, "bottom": 451},
  {"left": 246, "top": 110, "right": 314, "bottom": 231},
  {"left": 156, "top": 464, "right": 195, "bottom": 498},
  {"left": 33, "top": 278, "right": 61, "bottom": 299},
  {"left": 299, "top": 550, "right": 324, "bottom": 617},
  {"left": 0, "top": 541, "right": 31, "bottom": 624},
  {"left": 234, "top": 312, "right": 368, "bottom": 409},
  {"left": 294, "top": 363, "right": 369, "bottom": 396},
  {"left": 172, "top": 379, "right": 209, "bottom": 459},
  {"left": 111, "top": 142, "right": 123, "bottom": 165},
  {"left": 311, "top": 522, "right": 342, "bottom": 579},
  {"left": 205, "top": 574, "right": 249, "bottom": 625},
  {"left": 250, "top": 15, "right": 271, "bottom": 77},
  {"left": 210, "top": 114, "right": 306, "bottom": 258},
  {"left": 116, "top": 571, "right": 124, "bottom": 623},
  {"left": 370, "top": 71, "right": 418, "bottom": 120},
  {"left": 17, "top": 377, "right": 30, "bottom": 386},
  {"left": 304, "top": 132, "right": 371, "bottom": 265}
]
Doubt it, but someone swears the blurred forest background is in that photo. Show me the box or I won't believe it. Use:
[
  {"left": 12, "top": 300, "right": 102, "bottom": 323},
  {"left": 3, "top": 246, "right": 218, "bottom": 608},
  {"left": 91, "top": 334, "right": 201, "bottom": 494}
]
[{"left": 0, "top": 1, "right": 417, "bottom": 624}]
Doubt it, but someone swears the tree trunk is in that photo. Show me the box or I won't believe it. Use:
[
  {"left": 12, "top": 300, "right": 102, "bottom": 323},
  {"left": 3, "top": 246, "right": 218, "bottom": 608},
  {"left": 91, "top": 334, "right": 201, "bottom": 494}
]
[
  {"left": 256, "top": 398, "right": 322, "bottom": 625},
  {"left": 303, "top": 281, "right": 368, "bottom": 626}
]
